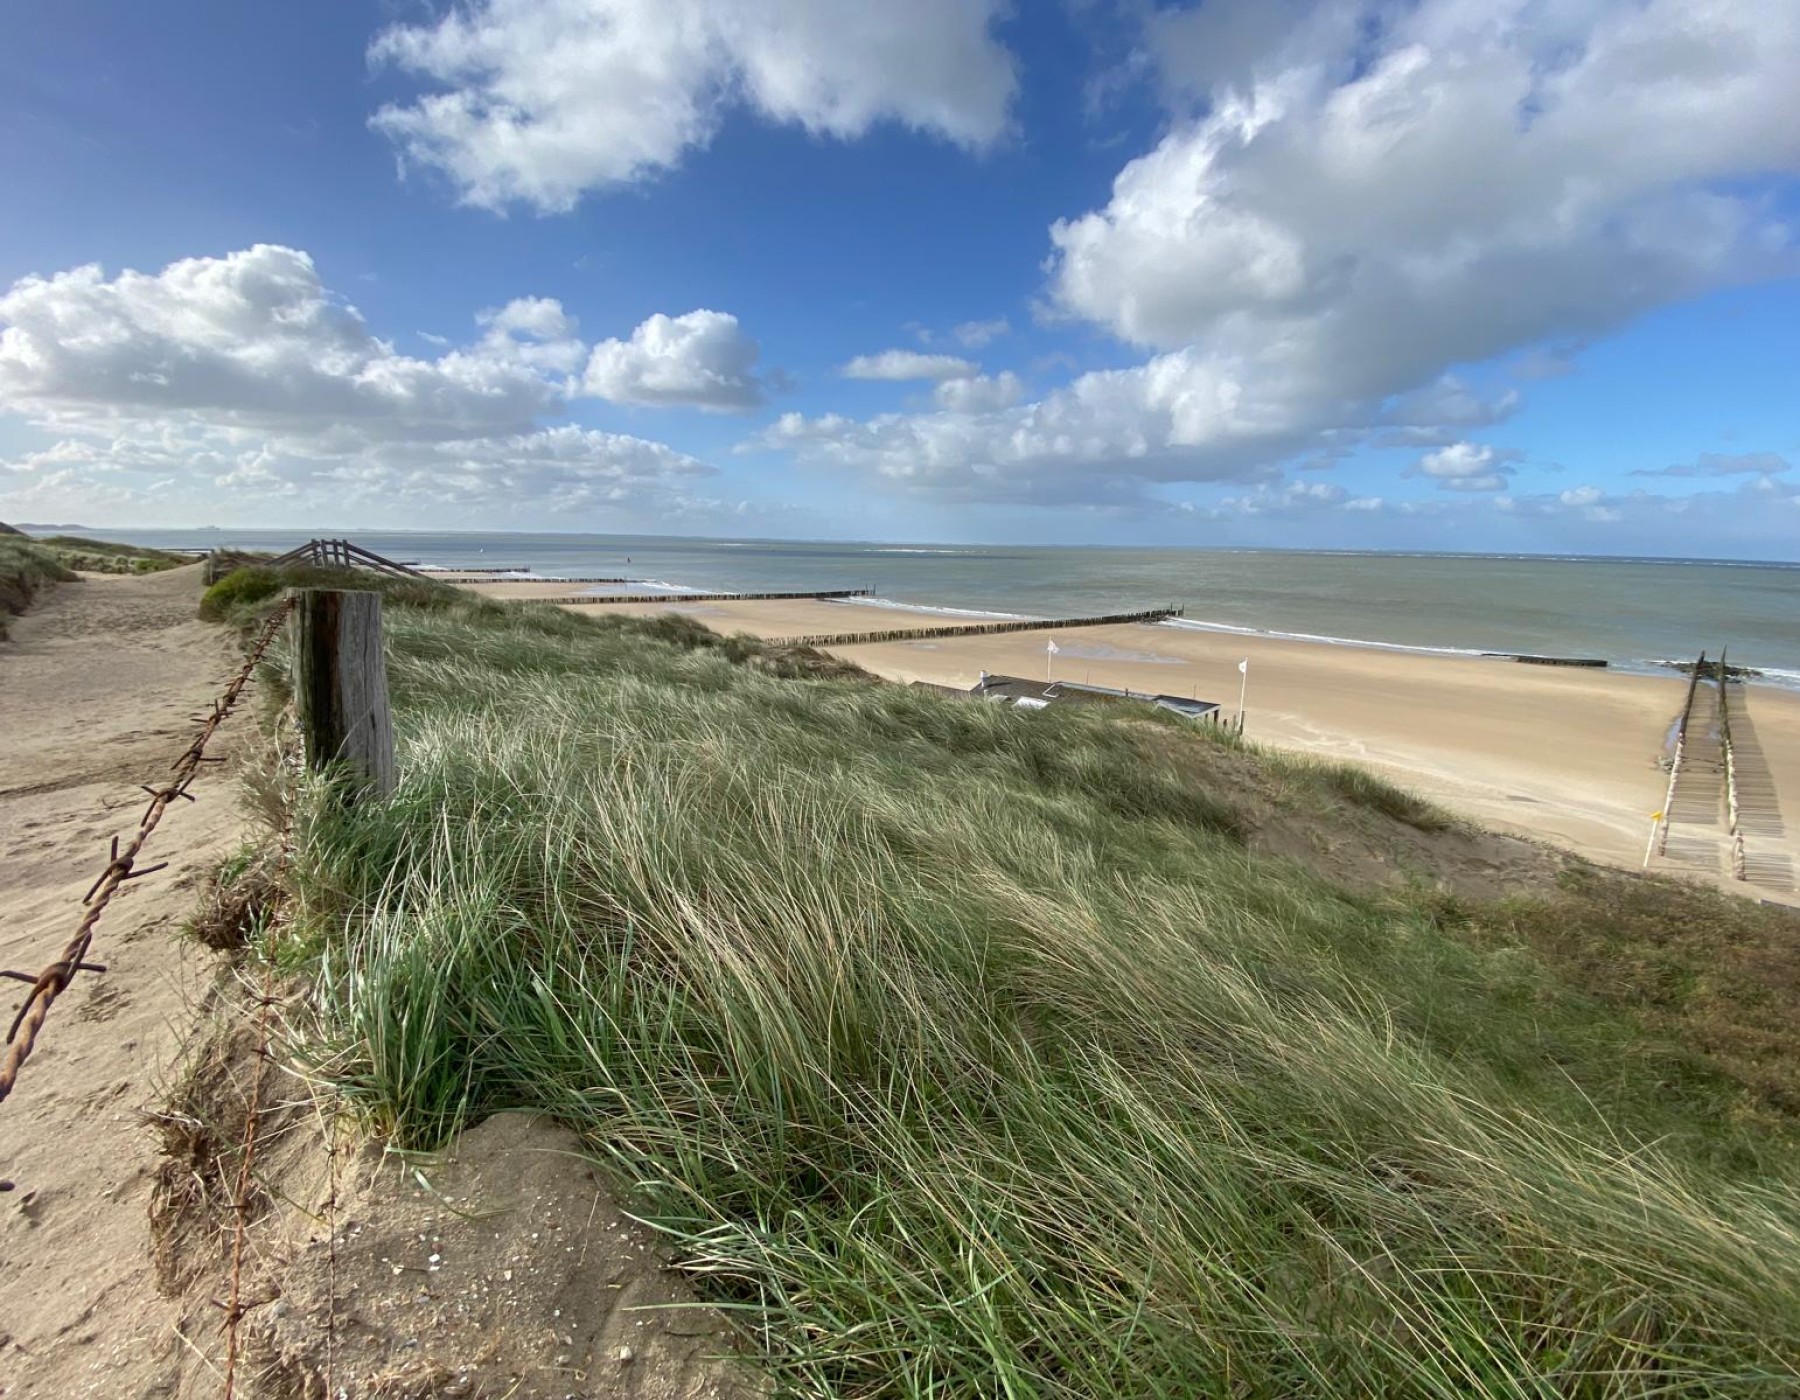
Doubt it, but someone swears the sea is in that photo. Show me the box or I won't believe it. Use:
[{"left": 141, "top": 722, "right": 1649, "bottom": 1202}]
[{"left": 76, "top": 529, "right": 1800, "bottom": 690}]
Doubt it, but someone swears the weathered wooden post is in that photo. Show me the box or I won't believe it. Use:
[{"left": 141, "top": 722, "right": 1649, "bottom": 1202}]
[{"left": 295, "top": 589, "right": 395, "bottom": 799}]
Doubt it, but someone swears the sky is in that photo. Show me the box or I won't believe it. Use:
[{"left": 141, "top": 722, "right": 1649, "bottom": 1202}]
[{"left": 1, "top": 1, "right": 1797, "bottom": 557}]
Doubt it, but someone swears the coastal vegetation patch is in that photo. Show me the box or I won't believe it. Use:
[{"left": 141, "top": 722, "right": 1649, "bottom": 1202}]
[
  {"left": 213, "top": 578, "right": 1800, "bottom": 1396},
  {"left": 33, "top": 533, "right": 186, "bottom": 574},
  {"left": 0, "top": 535, "right": 78, "bottom": 638}
]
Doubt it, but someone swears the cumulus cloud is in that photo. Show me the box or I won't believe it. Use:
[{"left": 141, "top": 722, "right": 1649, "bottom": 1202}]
[
  {"left": 0, "top": 245, "right": 721, "bottom": 522},
  {"left": 1053, "top": 0, "right": 1799, "bottom": 356},
  {"left": 766, "top": 0, "right": 1799, "bottom": 511},
  {"left": 0, "top": 244, "right": 572, "bottom": 439},
  {"left": 1217, "top": 477, "right": 1353, "bottom": 515},
  {"left": 1631, "top": 451, "right": 1792, "bottom": 477},
  {"left": 841, "top": 350, "right": 979, "bottom": 382},
  {"left": 933, "top": 372, "right": 1025, "bottom": 413},
  {"left": 1407, "top": 441, "right": 1519, "bottom": 492},
  {"left": 370, "top": 0, "right": 1017, "bottom": 211},
  {"left": 754, "top": 344, "right": 1316, "bottom": 506},
  {"left": 1554, "top": 484, "right": 1623, "bottom": 520},
  {"left": 583, "top": 310, "right": 766, "bottom": 410}
]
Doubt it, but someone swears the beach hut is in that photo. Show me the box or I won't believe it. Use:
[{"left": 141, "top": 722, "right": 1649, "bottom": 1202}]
[
  {"left": 1151, "top": 695, "right": 1223, "bottom": 722},
  {"left": 970, "top": 673, "right": 1220, "bottom": 721}
]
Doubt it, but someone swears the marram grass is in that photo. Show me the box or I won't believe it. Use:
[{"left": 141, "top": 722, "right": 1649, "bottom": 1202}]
[{"left": 265, "top": 595, "right": 1800, "bottom": 1397}]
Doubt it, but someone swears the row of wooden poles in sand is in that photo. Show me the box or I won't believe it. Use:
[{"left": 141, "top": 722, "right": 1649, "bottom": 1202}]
[{"left": 1650, "top": 649, "right": 1747, "bottom": 881}]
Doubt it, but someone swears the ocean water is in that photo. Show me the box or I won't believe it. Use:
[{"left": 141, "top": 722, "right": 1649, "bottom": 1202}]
[{"left": 83, "top": 529, "right": 1800, "bottom": 688}]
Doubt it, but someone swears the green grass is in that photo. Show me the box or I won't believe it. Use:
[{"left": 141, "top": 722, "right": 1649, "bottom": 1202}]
[
  {"left": 199, "top": 565, "right": 286, "bottom": 619},
  {"left": 0, "top": 535, "right": 78, "bottom": 638},
  {"left": 36, "top": 533, "right": 185, "bottom": 574},
  {"left": 246, "top": 589, "right": 1800, "bottom": 1396},
  {"left": 1305, "top": 759, "right": 1455, "bottom": 831}
]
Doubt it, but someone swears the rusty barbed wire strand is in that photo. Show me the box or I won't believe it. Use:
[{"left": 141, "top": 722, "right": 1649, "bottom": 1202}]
[{"left": 0, "top": 597, "right": 297, "bottom": 1105}]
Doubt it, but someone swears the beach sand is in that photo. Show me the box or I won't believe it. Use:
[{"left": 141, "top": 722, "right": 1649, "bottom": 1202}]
[
  {"left": 0, "top": 565, "right": 250, "bottom": 1396},
  {"left": 490, "top": 589, "right": 1800, "bottom": 897}
]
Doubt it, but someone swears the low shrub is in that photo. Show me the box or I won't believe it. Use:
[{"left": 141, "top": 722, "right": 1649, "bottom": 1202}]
[{"left": 198, "top": 566, "right": 284, "bottom": 621}]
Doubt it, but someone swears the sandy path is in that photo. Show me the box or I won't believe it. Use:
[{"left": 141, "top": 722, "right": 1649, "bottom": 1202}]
[{"left": 0, "top": 565, "right": 250, "bottom": 1397}]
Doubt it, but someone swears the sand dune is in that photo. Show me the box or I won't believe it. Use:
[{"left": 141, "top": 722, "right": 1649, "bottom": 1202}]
[{"left": 510, "top": 591, "right": 1800, "bottom": 897}]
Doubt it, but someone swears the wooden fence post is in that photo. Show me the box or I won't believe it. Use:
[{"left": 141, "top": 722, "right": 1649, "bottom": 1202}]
[{"left": 295, "top": 589, "right": 396, "bottom": 798}]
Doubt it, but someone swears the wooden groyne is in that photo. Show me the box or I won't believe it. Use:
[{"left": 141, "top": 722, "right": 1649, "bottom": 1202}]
[
  {"left": 1657, "top": 649, "right": 1717, "bottom": 865},
  {"left": 450, "top": 574, "right": 635, "bottom": 584},
  {"left": 1649, "top": 646, "right": 1793, "bottom": 887},
  {"left": 773, "top": 608, "right": 1183, "bottom": 649},
  {"left": 1717, "top": 650, "right": 1746, "bottom": 881},
  {"left": 1716, "top": 663, "right": 1794, "bottom": 889},
  {"left": 1499, "top": 653, "right": 1608, "bottom": 668},
  {"left": 542, "top": 588, "right": 875, "bottom": 607}
]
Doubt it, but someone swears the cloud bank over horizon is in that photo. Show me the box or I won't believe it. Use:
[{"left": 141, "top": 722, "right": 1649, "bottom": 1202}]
[{"left": 0, "top": 245, "right": 723, "bottom": 523}]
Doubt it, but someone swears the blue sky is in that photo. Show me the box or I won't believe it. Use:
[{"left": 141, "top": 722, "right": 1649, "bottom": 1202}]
[{"left": 1, "top": 0, "right": 1797, "bottom": 556}]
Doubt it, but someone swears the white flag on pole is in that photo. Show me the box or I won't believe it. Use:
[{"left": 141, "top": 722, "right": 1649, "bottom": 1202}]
[
  {"left": 1238, "top": 657, "right": 1249, "bottom": 674},
  {"left": 1047, "top": 640, "right": 1060, "bottom": 654}
]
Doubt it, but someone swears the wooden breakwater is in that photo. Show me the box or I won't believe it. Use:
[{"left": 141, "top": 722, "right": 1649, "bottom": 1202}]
[
  {"left": 1498, "top": 653, "right": 1608, "bottom": 668},
  {"left": 1717, "top": 650, "right": 1745, "bottom": 881},
  {"left": 450, "top": 574, "right": 635, "bottom": 583},
  {"left": 773, "top": 607, "right": 1183, "bottom": 649},
  {"left": 1654, "top": 649, "right": 1706, "bottom": 861},
  {"left": 541, "top": 588, "right": 875, "bottom": 607}
]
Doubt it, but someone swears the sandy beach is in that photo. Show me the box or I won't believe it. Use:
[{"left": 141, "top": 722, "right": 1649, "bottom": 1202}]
[{"left": 479, "top": 589, "right": 1800, "bottom": 897}]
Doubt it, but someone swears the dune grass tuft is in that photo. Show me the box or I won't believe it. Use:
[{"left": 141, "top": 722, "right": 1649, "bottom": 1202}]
[
  {"left": 0, "top": 535, "right": 79, "bottom": 638},
  {"left": 1304, "top": 759, "right": 1455, "bottom": 831},
  {"left": 258, "top": 594, "right": 1800, "bottom": 1397},
  {"left": 36, "top": 533, "right": 185, "bottom": 574}
]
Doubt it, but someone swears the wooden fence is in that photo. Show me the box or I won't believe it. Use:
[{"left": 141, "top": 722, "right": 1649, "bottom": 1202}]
[
  {"left": 267, "top": 538, "right": 428, "bottom": 578},
  {"left": 205, "top": 538, "right": 429, "bottom": 584}
]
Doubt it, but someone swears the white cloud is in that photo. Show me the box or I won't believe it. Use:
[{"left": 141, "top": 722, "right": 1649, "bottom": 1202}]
[
  {"left": 370, "top": 0, "right": 1018, "bottom": 212},
  {"left": 1055, "top": 0, "right": 1800, "bottom": 361},
  {"left": 951, "top": 316, "right": 1010, "bottom": 349},
  {"left": 1408, "top": 441, "right": 1518, "bottom": 492},
  {"left": 1560, "top": 485, "right": 1605, "bottom": 507},
  {"left": 0, "top": 245, "right": 581, "bottom": 439},
  {"left": 1219, "top": 478, "right": 1350, "bottom": 515},
  {"left": 841, "top": 350, "right": 979, "bottom": 382},
  {"left": 583, "top": 309, "right": 765, "bottom": 411},
  {"left": 0, "top": 246, "right": 722, "bottom": 522},
  {"left": 766, "top": 0, "right": 1799, "bottom": 511},
  {"left": 754, "top": 345, "right": 1312, "bottom": 506},
  {"left": 933, "top": 372, "right": 1025, "bottom": 413}
]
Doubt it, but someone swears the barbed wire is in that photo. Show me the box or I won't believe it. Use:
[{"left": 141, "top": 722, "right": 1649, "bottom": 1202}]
[{"left": 0, "top": 597, "right": 296, "bottom": 1105}]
